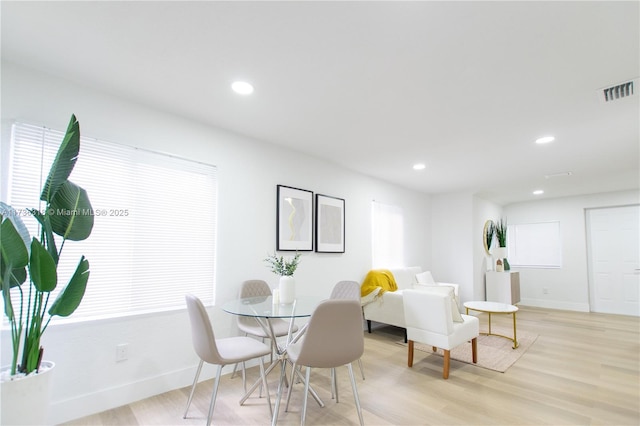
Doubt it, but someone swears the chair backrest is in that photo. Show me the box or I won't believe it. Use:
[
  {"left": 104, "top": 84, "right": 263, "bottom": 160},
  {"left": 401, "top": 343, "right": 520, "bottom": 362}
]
[
  {"left": 403, "top": 289, "right": 453, "bottom": 335},
  {"left": 239, "top": 279, "right": 272, "bottom": 298},
  {"left": 237, "top": 280, "right": 271, "bottom": 327},
  {"left": 185, "top": 294, "right": 222, "bottom": 364},
  {"left": 294, "top": 299, "right": 363, "bottom": 368},
  {"left": 330, "top": 280, "right": 360, "bottom": 300}
]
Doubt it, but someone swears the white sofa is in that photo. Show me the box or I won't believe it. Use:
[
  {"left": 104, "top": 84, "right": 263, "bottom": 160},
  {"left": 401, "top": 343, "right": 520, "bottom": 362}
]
[{"left": 361, "top": 267, "right": 460, "bottom": 337}]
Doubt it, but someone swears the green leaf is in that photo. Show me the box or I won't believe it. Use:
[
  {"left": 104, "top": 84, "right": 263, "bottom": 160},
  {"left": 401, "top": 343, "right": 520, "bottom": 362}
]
[
  {"left": 29, "top": 208, "right": 59, "bottom": 264},
  {"left": 49, "top": 256, "right": 89, "bottom": 317},
  {"left": 0, "top": 216, "right": 29, "bottom": 270},
  {"left": 29, "top": 238, "right": 57, "bottom": 292},
  {"left": 40, "top": 114, "right": 80, "bottom": 203},
  {"left": 0, "top": 256, "right": 27, "bottom": 288},
  {"left": 48, "top": 181, "right": 94, "bottom": 241}
]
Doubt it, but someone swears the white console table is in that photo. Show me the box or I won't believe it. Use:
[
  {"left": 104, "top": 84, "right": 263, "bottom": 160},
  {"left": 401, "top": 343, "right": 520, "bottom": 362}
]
[{"left": 486, "top": 271, "right": 520, "bottom": 305}]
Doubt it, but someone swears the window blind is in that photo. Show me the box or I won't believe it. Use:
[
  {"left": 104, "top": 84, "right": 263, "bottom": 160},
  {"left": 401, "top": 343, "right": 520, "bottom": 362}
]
[
  {"left": 507, "top": 222, "right": 561, "bottom": 268},
  {"left": 6, "top": 121, "right": 217, "bottom": 321}
]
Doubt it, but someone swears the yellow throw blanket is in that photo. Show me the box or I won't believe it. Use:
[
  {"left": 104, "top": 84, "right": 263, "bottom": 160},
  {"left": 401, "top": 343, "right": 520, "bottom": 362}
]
[{"left": 361, "top": 269, "right": 398, "bottom": 298}]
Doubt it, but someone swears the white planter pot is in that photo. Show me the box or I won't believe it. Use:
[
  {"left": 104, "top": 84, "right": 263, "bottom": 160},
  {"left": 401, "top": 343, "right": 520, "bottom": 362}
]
[
  {"left": 279, "top": 276, "right": 296, "bottom": 304},
  {"left": 1, "top": 360, "right": 55, "bottom": 426}
]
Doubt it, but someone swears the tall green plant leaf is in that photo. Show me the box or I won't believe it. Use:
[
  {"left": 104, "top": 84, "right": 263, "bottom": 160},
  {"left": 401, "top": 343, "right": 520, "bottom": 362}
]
[
  {"left": 29, "top": 238, "right": 57, "bottom": 292},
  {"left": 48, "top": 181, "right": 94, "bottom": 241},
  {"left": 40, "top": 114, "right": 80, "bottom": 203},
  {"left": 48, "top": 256, "right": 89, "bottom": 317},
  {"left": 0, "top": 216, "right": 30, "bottom": 270},
  {"left": 29, "top": 208, "right": 59, "bottom": 264}
]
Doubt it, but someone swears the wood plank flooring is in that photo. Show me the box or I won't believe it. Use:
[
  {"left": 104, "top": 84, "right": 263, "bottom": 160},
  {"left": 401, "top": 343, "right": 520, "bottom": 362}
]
[{"left": 63, "top": 306, "right": 639, "bottom": 425}]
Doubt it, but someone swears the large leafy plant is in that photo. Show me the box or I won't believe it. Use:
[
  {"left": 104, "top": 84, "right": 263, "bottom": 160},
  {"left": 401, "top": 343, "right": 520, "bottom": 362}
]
[
  {"left": 495, "top": 218, "right": 508, "bottom": 248},
  {"left": 1, "top": 114, "right": 93, "bottom": 376}
]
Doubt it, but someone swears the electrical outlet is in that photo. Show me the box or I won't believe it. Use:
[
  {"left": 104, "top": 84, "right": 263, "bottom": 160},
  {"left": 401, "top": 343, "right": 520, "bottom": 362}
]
[
  {"left": 543, "top": 287, "right": 549, "bottom": 295},
  {"left": 116, "top": 343, "right": 129, "bottom": 362}
]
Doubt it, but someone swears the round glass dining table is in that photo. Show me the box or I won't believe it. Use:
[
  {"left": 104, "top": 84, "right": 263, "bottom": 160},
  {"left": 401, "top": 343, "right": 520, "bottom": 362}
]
[
  {"left": 222, "top": 295, "right": 321, "bottom": 319},
  {"left": 222, "top": 295, "right": 326, "bottom": 425}
]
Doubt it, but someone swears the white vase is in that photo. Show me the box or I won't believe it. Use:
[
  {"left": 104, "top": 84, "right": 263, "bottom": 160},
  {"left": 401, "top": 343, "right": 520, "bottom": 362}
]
[
  {"left": 1, "top": 360, "right": 55, "bottom": 425},
  {"left": 279, "top": 276, "right": 296, "bottom": 304},
  {"left": 493, "top": 247, "right": 507, "bottom": 269}
]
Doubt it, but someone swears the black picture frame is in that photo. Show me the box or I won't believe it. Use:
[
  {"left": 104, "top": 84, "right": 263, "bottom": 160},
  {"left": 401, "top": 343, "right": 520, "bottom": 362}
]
[
  {"left": 315, "top": 194, "right": 345, "bottom": 253},
  {"left": 276, "top": 185, "right": 313, "bottom": 251}
]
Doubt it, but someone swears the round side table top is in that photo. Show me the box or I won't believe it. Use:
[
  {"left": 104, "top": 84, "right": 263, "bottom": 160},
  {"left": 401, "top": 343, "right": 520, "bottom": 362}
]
[{"left": 464, "top": 300, "right": 518, "bottom": 313}]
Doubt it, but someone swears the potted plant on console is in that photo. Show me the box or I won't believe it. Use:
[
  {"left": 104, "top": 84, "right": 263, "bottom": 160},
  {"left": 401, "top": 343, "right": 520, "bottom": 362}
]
[
  {"left": 494, "top": 218, "right": 510, "bottom": 271},
  {"left": 264, "top": 252, "right": 301, "bottom": 304},
  {"left": 1, "top": 114, "right": 94, "bottom": 425}
]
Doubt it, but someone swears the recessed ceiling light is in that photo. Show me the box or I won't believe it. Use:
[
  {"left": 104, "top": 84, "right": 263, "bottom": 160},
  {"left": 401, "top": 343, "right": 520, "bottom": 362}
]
[
  {"left": 231, "top": 81, "right": 254, "bottom": 95},
  {"left": 533, "top": 190, "right": 544, "bottom": 195},
  {"left": 413, "top": 163, "right": 426, "bottom": 171},
  {"left": 545, "top": 171, "right": 573, "bottom": 179},
  {"left": 535, "top": 136, "right": 555, "bottom": 144}
]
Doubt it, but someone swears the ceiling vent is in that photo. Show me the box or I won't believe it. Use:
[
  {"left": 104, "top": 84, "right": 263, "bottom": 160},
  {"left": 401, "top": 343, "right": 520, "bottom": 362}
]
[{"left": 600, "top": 79, "right": 638, "bottom": 102}]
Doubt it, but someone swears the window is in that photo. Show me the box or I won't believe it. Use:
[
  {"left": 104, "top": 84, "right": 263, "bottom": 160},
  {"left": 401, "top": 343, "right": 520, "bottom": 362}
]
[
  {"left": 507, "top": 222, "right": 561, "bottom": 268},
  {"left": 371, "top": 201, "right": 404, "bottom": 268},
  {"left": 5, "top": 121, "right": 217, "bottom": 321}
]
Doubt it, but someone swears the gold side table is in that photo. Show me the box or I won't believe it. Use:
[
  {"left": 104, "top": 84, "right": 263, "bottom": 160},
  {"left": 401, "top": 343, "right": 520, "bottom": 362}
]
[{"left": 464, "top": 301, "right": 519, "bottom": 349}]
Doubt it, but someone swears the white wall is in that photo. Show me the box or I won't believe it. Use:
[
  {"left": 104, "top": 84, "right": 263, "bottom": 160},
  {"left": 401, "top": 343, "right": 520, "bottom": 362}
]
[
  {"left": 504, "top": 190, "right": 639, "bottom": 311},
  {"left": 430, "top": 193, "right": 475, "bottom": 302},
  {"left": 0, "top": 62, "right": 432, "bottom": 424}
]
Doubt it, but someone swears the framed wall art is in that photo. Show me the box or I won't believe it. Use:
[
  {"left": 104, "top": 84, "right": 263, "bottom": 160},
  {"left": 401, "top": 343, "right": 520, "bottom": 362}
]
[
  {"left": 315, "top": 194, "right": 345, "bottom": 253},
  {"left": 276, "top": 185, "right": 313, "bottom": 251}
]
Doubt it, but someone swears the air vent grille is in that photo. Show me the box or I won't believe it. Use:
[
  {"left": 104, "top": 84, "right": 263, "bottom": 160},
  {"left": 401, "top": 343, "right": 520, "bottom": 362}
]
[{"left": 602, "top": 80, "right": 635, "bottom": 102}]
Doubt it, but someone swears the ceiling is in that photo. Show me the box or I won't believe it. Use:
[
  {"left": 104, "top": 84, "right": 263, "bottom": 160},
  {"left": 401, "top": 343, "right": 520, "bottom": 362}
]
[{"left": 2, "top": 1, "right": 639, "bottom": 205}]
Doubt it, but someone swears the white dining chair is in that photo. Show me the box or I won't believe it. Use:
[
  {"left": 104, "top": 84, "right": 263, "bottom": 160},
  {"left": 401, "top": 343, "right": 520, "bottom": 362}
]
[
  {"left": 329, "top": 280, "right": 365, "bottom": 402},
  {"left": 403, "top": 288, "right": 479, "bottom": 379},
  {"left": 279, "top": 299, "right": 365, "bottom": 425},
  {"left": 184, "top": 294, "right": 273, "bottom": 426},
  {"left": 233, "top": 279, "right": 298, "bottom": 391}
]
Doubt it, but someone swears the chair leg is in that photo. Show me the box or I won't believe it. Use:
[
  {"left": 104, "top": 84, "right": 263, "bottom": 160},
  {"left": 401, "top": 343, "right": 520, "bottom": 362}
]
[
  {"left": 183, "top": 359, "right": 204, "bottom": 418},
  {"left": 471, "top": 337, "right": 478, "bottom": 364},
  {"left": 333, "top": 367, "right": 339, "bottom": 403},
  {"left": 330, "top": 367, "right": 336, "bottom": 400},
  {"left": 407, "top": 340, "right": 414, "bottom": 367},
  {"left": 347, "top": 364, "right": 364, "bottom": 426},
  {"left": 206, "top": 365, "right": 223, "bottom": 426},
  {"left": 357, "top": 358, "right": 365, "bottom": 380},
  {"left": 285, "top": 363, "right": 299, "bottom": 412},
  {"left": 301, "top": 366, "right": 312, "bottom": 425},
  {"left": 443, "top": 350, "right": 450, "bottom": 379},
  {"left": 242, "top": 361, "right": 247, "bottom": 394}
]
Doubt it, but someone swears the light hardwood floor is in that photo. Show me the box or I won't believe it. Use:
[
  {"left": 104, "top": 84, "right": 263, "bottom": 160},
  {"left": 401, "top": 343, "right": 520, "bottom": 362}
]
[{"left": 63, "top": 306, "right": 639, "bottom": 425}]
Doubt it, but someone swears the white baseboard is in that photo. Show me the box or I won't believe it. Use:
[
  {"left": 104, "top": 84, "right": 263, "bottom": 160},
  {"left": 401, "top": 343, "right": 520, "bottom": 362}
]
[
  {"left": 519, "top": 298, "right": 590, "bottom": 312},
  {"left": 49, "top": 361, "right": 250, "bottom": 424}
]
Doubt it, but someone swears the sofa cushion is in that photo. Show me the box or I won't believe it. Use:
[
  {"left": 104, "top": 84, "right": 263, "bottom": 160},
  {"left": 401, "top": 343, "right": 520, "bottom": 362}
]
[
  {"left": 389, "top": 266, "right": 421, "bottom": 290},
  {"left": 415, "top": 270, "right": 436, "bottom": 285}
]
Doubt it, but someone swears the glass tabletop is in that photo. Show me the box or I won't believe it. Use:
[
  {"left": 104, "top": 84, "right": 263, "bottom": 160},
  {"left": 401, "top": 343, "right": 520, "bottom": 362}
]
[{"left": 222, "top": 296, "right": 323, "bottom": 319}]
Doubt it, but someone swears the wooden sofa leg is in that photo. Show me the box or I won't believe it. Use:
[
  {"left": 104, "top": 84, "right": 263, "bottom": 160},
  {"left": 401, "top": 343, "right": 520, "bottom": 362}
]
[
  {"left": 471, "top": 337, "right": 478, "bottom": 364},
  {"left": 404, "top": 328, "right": 407, "bottom": 343},
  {"left": 407, "top": 340, "right": 414, "bottom": 367},
  {"left": 443, "top": 350, "right": 450, "bottom": 379},
  {"left": 367, "top": 320, "right": 372, "bottom": 333}
]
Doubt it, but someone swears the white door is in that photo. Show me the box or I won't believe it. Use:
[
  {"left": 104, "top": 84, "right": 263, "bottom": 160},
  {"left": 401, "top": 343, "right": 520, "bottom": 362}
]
[{"left": 587, "top": 205, "right": 640, "bottom": 316}]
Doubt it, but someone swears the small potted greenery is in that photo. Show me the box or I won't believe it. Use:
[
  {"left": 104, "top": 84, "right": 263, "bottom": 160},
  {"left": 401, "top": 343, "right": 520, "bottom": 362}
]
[
  {"left": 1, "top": 114, "right": 94, "bottom": 425},
  {"left": 494, "top": 218, "right": 510, "bottom": 271},
  {"left": 264, "top": 252, "right": 301, "bottom": 304}
]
